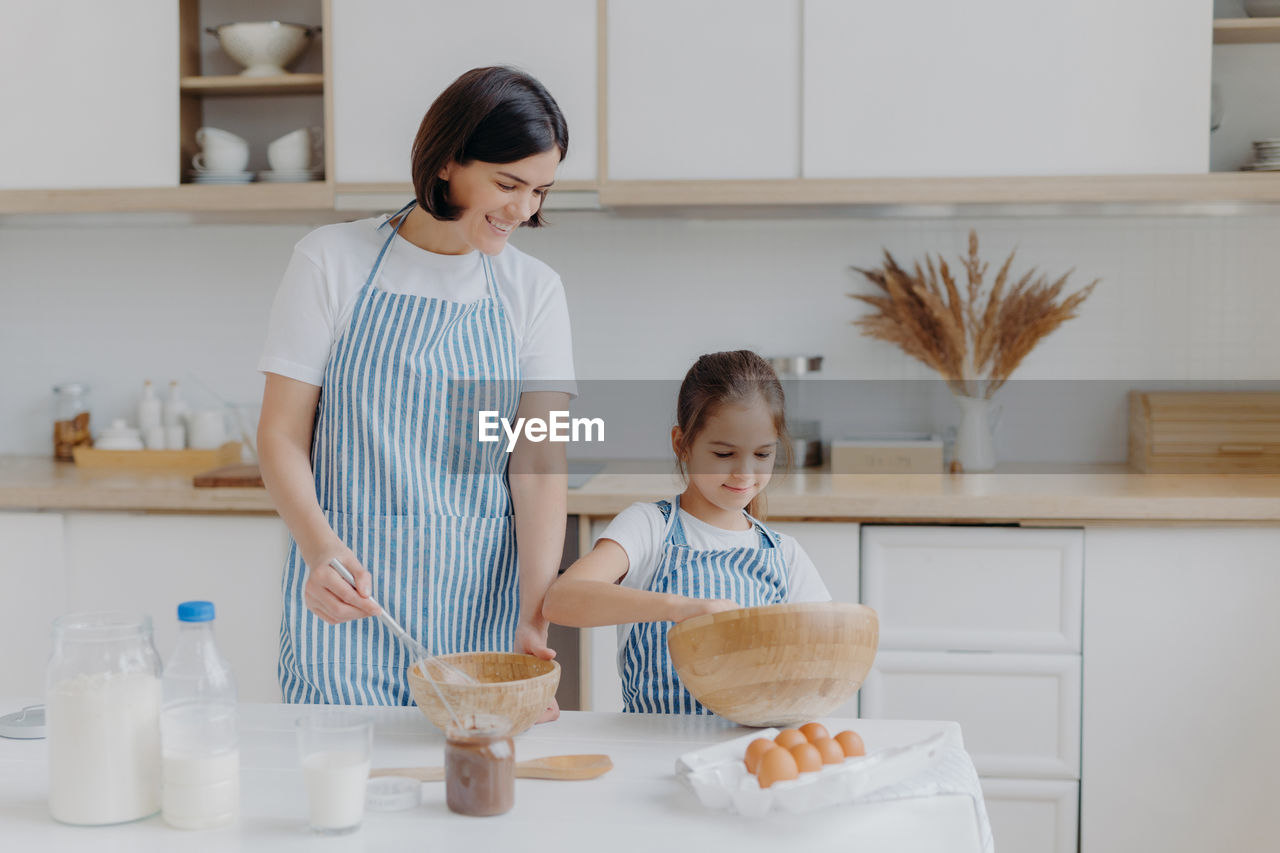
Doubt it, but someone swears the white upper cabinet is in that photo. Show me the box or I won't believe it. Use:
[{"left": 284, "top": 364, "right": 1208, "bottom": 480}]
[
  {"left": 331, "top": 0, "right": 598, "bottom": 184},
  {"left": 802, "top": 0, "right": 1212, "bottom": 178},
  {"left": 607, "top": 0, "right": 801, "bottom": 180},
  {"left": 0, "top": 2, "right": 177, "bottom": 190}
]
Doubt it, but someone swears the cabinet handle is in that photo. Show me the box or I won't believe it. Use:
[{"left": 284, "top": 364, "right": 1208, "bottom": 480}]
[{"left": 1218, "top": 443, "right": 1266, "bottom": 455}]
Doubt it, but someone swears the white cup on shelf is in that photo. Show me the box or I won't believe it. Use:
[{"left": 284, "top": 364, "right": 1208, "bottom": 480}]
[
  {"left": 193, "top": 127, "right": 250, "bottom": 172},
  {"left": 267, "top": 127, "right": 317, "bottom": 171},
  {"left": 188, "top": 409, "right": 229, "bottom": 450}
]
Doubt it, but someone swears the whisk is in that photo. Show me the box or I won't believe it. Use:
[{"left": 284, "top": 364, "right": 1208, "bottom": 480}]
[{"left": 327, "top": 559, "right": 473, "bottom": 726}]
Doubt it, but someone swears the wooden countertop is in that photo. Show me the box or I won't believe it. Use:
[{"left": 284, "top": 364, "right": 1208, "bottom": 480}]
[{"left": 2, "top": 455, "right": 1279, "bottom": 523}]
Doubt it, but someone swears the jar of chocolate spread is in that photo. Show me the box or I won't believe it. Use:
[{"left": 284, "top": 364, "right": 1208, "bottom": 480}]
[{"left": 444, "top": 714, "right": 514, "bottom": 817}]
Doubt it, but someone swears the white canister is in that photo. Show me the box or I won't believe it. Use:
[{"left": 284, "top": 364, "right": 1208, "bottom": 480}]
[{"left": 46, "top": 612, "right": 163, "bottom": 825}]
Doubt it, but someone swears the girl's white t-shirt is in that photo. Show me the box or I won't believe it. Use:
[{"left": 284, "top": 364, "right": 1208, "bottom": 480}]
[
  {"left": 596, "top": 500, "right": 833, "bottom": 650},
  {"left": 257, "top": 215, "right": 576, "bottom": 394}
]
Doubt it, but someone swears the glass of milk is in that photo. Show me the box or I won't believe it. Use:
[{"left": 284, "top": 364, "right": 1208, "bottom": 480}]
[{"left": 296, "top": 711, "right": 373, "bottom": 835}]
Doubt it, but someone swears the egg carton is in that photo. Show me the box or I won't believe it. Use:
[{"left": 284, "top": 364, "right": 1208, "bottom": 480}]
[{"left": 674, "top": 728, "right": 947, "bottom": 817}]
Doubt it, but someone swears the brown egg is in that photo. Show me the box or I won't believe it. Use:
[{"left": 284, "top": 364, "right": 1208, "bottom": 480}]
[
  {"left": 774, "top": 729, "right": 807, "bottom": 749},
  {"left": 744, "top": 738, "right": 777, "bottom": 774},
  {"left": 812, "top": 737, "right": 845, "bottom": 765},
  {"left": 757, "top": 745, "right": 800, "bottom": 788},
  {"left": 835, "top": 729, "right": 866, "bottom": 758},
  {"left": 799, "top": 722, "right": 830, "bottom": 743},
  {"left": 789, "top": 742, "right": 823, "bottom": 774}
]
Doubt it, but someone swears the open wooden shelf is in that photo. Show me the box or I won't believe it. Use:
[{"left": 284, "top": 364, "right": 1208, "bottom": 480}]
[
  {"left": 0, "top": 182, "right": 334, "bottom": 214},
  {"left": 1213, "top": 17, "right": 1280, "bottom": 44},
  {"left": 179, "top": 73, "right": 324, "bottom": 96}
]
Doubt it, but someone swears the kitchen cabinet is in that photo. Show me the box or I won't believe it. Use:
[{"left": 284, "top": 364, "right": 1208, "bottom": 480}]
[
  {"left": 330, "top": 0, "right": 598, "bottom": 186},
  {"left": 62, "top": 512, "right": 291, "bottom": 703},
  {"left": 605, "top": 0, "right": 800, "bottom": 181},
  {"left": 0, "top": 513, "right": 67, "bottom": 698},
  {"left": 859, "top": 525, "right": 1083, "bottom": 853},
  {"left": 580, "top": 518, "right": 859, "bottom": 713},
  {"left": 801, "top": 0, "right": 1210, "bottom": 179},
  {"left": 1080, "top": 526, "right": 1280, "bottom": 853},
  {"left": 0, "top": 2, "right": 178, "bottom": 190}
]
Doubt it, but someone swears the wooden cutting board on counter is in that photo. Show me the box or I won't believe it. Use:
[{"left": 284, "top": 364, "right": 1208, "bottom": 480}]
[{"left": 193, "top": 462, "right": 265, "bottom": 488}]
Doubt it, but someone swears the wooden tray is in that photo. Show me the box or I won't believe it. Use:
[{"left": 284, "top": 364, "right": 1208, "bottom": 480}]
[
  {"left": 72, "top": 442, "right": 243, "bottom": 473},
  {"left": 193, "top": 462, "right": 264, "bottom": 488}
]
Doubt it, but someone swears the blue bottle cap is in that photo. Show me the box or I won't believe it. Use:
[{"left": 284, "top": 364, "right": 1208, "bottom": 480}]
[{"left": 177, "top": 601, "right": 215, "bottom": 622}]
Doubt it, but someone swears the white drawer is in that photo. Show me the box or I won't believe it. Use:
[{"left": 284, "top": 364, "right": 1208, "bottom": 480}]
[
  {"left": 861, "top": 526, "right": 1083, "bottom": 653},
  {"left": 981, "top": 778, "right": 1079, "bottom": 853},
  {"left": 860, "top": 651, "right": 1080, "bottom": 779}
]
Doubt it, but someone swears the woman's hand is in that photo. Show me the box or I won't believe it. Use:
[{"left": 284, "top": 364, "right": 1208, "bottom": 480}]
[
  {"left": 673, "top": 597, "right": 740, "bottom": 623},
  {"left": 302, "top": 548, "right": 381, "bottom": 625},
  {"left": 514, "top": 620, "right": 560, "bottom": 723}
]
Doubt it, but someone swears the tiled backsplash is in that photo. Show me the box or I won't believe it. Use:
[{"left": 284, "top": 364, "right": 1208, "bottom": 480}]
[{"left": 2, "top": 212, "right": 1278, "bottom": 460}]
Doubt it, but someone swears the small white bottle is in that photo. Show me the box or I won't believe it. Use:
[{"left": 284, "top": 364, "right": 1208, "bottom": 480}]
[
  {"left": 163, "top": 381, "right": 190, "bottom": 428},
  {"left": 139, "top": 381, "right": 163, "bottom": 432},
  {"left": 160, "top": 601, "right": 239, "bottom": 830}
]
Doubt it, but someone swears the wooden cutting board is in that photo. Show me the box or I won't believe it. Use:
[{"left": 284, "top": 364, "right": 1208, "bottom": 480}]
[{"left": 193, "top": 462, "right": 264, "bottom": 488}]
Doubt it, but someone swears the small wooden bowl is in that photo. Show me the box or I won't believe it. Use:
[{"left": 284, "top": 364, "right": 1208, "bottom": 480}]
[
  {"left": 406, "top": 652, "right": 560, "bottom": 735},
  {"left": 666, "top": 602, "right": 879, "bottom": 727}
]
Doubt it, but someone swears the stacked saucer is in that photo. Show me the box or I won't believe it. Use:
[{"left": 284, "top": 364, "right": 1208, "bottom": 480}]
[
  {"left": 189, "top": 169, "right": 255, "bottom": 184},
  {"left": 1250, "top": 139, "right": 1280, "bottom": 171},
  {"left": 257, "top": 168, "right": 324, "bottom": 183}
]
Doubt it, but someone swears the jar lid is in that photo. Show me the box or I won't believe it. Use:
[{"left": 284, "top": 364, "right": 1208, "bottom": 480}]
[
  {"left": 52, "top": 382, "right": 89, "bottom": 395},
  {"left": 178, "top": 601, "right": 215, "bottom": 623},
  {"left": 0, "top": 705, "right": 46, "bottom": 739},
  {"left": 445, "top": 713, "right": 513, "bottom": 742},
  {"left": 365, "top": 776, "right": 420, "bottom": 812}
]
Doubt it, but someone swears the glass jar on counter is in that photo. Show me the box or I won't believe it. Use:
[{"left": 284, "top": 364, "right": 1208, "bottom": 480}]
[
  {"left": 444, "top": 714, "right": 515, "bottom": 816},
  {"left": 52, "top": 382, "right": 93, "bottom": 460},
  {"left": 46, "top": 612, "right": 163, "bottom": 825}
]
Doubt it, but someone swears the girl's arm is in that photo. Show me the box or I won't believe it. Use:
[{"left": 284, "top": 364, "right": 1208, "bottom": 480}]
[
  {"left": 258, "top": 373, "right": 379, "bottom": 624},
  {"left": 543, "top": 538, "right": 739, "bottom": 627},
  {"left": 508, "top": 391, "right": 570, "bottom": 662}
]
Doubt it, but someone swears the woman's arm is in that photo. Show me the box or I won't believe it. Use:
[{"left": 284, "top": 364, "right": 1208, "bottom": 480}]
[
  {"left": 258, "top": 373, "right": 379, "bottom": 624},
  {"left": 507, "top": 391, "right": 571, "bottom": 660},
  {"left": 543, "top": 538, "right": 739, "bottom": 627}
]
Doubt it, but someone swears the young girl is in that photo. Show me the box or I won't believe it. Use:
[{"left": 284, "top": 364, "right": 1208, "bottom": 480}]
[{"left": 543, "top": 350, "right": 831, "bottom": 715}]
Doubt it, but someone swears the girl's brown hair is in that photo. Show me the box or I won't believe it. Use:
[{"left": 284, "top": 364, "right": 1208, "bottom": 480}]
[
  {"left": 673, "top": 350, "right": 791, "bottom": 519},
  {"left": 410, "top": 66, "right": 568, "bottom": 227}
]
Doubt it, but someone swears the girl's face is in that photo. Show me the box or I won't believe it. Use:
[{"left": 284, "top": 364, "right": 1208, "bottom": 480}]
[
  {"left": 437, "top": 147, "right": 561, "bottom": 255},
  {"left": 676, "top": 397, "right": 779, "bottom": 515}
]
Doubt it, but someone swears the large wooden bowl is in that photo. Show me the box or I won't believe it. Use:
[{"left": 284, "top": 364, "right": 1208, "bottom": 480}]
[
  {"left": 666, "top": 602, "right": 879, "bottom": 727},
  {"left": 406, "top": 652, "right": 560, "bottom": 735}
]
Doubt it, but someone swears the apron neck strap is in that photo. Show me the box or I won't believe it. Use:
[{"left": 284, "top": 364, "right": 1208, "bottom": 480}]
[{"left": 365, "top": 200, "right": 417, "bottom": 290}]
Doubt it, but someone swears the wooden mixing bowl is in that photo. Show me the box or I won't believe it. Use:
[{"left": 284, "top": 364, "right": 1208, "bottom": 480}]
[
  {"left": 407, "top": 652, "right": 560, "bottom": 735},
  {"left": 666, "top": 602, "right": 879, "bottom": 727}
]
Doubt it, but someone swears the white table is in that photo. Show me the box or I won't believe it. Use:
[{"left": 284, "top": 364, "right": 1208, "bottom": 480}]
[{"left": 0, "top": 705, "right": 988, "bottom": 852}]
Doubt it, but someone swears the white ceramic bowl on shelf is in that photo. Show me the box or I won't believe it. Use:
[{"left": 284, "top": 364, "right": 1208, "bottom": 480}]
[{"left": 206, "top": 21, "right": 319, "bottom": 77}]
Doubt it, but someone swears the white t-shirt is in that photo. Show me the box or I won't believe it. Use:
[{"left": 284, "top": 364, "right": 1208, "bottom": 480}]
[
  {"left": 597, "top": 500, "right": 832, "bottom": 650},
  {"left": 257, "top": 214, "right": 576, "bottom": 394}
]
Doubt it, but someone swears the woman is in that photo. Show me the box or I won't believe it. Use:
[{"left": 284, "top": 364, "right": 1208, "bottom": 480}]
[{"left": 257, "top": 67, "right": 574, "bottom": 711}]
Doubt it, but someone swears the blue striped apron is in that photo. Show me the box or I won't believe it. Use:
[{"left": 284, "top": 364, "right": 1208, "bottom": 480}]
[
  {"left": 279, "top": 200, "right": 522, "bottom": 705},
  {"left": 619, "top": 495, "right": 789, "bottom": 715}
]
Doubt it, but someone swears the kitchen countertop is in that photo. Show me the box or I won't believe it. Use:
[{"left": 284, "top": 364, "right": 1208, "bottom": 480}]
[
  {"left": 1, "top": 455, "right": 1279, "bottom": 523},
  {"left": 0, "top": 705, "right": 986, "bottom": 853}
]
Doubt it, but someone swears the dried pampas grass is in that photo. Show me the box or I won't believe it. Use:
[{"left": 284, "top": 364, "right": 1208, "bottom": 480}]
[{"left": 851, "top": 231, "right": 1098, "bottom": 399}]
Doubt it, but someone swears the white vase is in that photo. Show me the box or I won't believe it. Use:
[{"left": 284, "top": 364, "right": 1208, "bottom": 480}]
[{"left": 953, "top": 395, "right": 997, "bottom": 472}]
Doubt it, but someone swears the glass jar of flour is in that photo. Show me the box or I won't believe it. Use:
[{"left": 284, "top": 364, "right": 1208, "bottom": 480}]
[{"left": 46, "top": 612, "right": 163, "bottom": 825}]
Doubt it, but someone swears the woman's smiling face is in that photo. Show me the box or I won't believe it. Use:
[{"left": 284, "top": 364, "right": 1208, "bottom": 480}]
[{"left": 437, "top": 147, "right": 561, "bottom": 255}]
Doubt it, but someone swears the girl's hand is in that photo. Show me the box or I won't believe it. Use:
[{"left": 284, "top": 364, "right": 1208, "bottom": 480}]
[
  {"left": 674, "top": 597, "right": 741, "bottom": 623},
  {"left": 514, "top": 621, "right": 560, "bottom": 723},
  {"left": 302, "top": 549, "right": 381, "bottom": 625}
]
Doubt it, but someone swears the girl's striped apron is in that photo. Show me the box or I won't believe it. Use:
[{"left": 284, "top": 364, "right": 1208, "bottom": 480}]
[
  {"left": 619, "top": 495, "right": 789, "bottom": 715},
  {"left": 279, "top": 201, "right": 522, "bottom": 705}
]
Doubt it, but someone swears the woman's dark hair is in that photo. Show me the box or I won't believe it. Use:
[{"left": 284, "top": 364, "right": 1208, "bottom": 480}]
[
  {"left": 673, "top": 350, "right": 791, "bottom": 519},
  {"left": 411, "top": 66, "right": 568, "bottom": 228}
]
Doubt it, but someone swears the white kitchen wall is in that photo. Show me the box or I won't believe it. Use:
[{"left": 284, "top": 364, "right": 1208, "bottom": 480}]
[{"left": 2, "top": 212, "right": 1278, "bottom": 461}]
